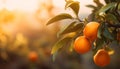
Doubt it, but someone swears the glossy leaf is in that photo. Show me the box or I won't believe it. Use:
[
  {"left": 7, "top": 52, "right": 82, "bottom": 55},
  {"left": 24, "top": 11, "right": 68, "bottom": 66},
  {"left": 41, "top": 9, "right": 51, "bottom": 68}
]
[
  {"left": 46, "top": 13, "right": 73, "bottom": 25},
  {"left": 65, "top": 1, "right": 80, "bottom": 16},
  {"left": 69, "top": 40, "right": 74, "bottom": 52},
  {"left": 51, "top": 32, "right": 75, "bottom": 61},
  {"left": 86, "top": 5, "right": 97, "bottom": 9},
  {"left": 99, "top": 2, "right": 116, "bottom": 13},
  {"left": 59, "top": 22, "right": 84, "bottom": 36},
  {"left": 63, "top": 32, "right": 77, "bottom": 38},
  {"left": 65, "top": 0, "right": 74, "bottom": 9},
  {"left": 105, "top": 13, "right": 119, "bottom": 23},
  {"left": 97, "top": 24, "right": 103, "bottom": 38},
  {"left": 58, "top": 21, "right": 76, "bottom": 36}
]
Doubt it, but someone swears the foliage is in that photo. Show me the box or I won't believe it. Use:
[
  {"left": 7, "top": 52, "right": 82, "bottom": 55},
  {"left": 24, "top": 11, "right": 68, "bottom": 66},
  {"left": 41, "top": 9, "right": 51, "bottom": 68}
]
[{"left": 46, "top": 0, "right": 120, "bottom": 63}]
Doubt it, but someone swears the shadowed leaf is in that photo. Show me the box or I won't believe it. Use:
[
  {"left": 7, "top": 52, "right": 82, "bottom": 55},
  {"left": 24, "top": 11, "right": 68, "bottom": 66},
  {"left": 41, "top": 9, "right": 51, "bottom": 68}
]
[
  {"left": 104, "top": 0, "right": 110, "bottom": 4},
  {"left": 99, "top": 2, "right": 116, "bottom": 13},
  {"left": 103, "top": 26, "right": 114, "bottom": 40},
  {"left": 97, "top": 24, "right": 103, "bottom": 39},
  {"left": 59, "top": 22, "right": 84, "bottom": 36},
  {"left": 105, "top": 13, "right": 119, "bottom": 23},
  {"left": 58, "top": 21, "right": 76, "bottom": 36},
  {"left": 51, "top": 32, "right": 76, "bottom": 61},
  {"left": 93, "top": 38, "right": 105, "bottom": 55}
]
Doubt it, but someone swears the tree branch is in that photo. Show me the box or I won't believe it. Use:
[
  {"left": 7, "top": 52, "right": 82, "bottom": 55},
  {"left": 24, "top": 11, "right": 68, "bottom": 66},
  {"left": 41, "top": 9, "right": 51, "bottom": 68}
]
[{"left": 107, "top": 23, "right": 120, "bottom": 28}]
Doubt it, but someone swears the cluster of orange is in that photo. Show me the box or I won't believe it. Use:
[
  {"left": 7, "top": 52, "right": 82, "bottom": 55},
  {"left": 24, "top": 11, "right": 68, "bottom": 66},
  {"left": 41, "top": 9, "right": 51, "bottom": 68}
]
[
  {"left": 28, "top": 51, "right": 38, "bottom": 62},
  {"left": 74, "top": 22, "right": 110, "bottom": 67}
]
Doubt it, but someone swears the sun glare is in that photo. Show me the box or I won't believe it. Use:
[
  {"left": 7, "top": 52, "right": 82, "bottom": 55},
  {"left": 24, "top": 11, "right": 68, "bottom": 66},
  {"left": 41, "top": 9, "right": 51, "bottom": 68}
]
[{"left": 0, "top": 0, "right": 38, "bottom": 12}]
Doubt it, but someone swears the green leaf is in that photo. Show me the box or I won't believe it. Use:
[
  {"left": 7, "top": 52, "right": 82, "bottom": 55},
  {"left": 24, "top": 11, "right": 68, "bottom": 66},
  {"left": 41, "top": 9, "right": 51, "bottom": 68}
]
[
  {"left": 103, "top": 26, "right": 114, "bottom": 40},
  {"left": 99, "top": 2, "right": 116, "bottom": 13},
  {"left": 86, "top": 5, "right": 97, "bottom": 9},
  {"left": 58, "top": 21, "right": 76, "bottom": 36},
  {"left": 69, "top": 40, "right": 74, "bottom": 52},
  {"left": 52, "top": 52, "right": 58, "bottom": 62},
  {"left": 104, "top": 0, "right": 118, "bottom": 3},
  {"left": 65, "top": 0, "right": 74, "bottom": 9},
  {"left": 96, "top": 38, "right": 105, "bottom": 47},
  {"left": 46, "top": 13, "right": 73, "bottom": 25},
  {"left": 62, "top": 32, "right": 77, "bottom": 38},
  {"left": 59, "top": 22, "right": 84, "bottom": 36},
  {"left": 51, "top": 38, "right": 68, "bottom": 54},
  {"left": 110, "top": 0, "right": 118, "bottom": 2},
  {"left": 105, "top": 13, "right": 119, "bottom": 23},
  {"left": 51, "top": 32, "right": 75, "bottom": 61},
  {"left": 118, "top": 3, "right": 120, "bottom": 10},
  {"left": 93, "top": 0, "right": 104, "bottom": 7},
  {"left": 51, "top": 38, "right": 70, "bottom": 61},
  {"left": 97, "top": 24, "right": 103, "bottom": 39},
  {"left": 65, "top": 1, "right": 80, "bottom": 16},
  {"left": 104, "top": 0, "right": 110, "bottom": 4},
  {"left": 71, "top": 23, "right": 84, "bottom": 32},
  {"left": 93, "top": 38, "right": 105, "bottom": 54}
]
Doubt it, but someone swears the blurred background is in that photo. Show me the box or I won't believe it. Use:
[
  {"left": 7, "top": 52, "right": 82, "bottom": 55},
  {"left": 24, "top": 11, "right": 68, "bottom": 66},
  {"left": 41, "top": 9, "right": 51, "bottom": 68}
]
[{"left": 0, "top": 0, "right": 119, "bottom": 69}]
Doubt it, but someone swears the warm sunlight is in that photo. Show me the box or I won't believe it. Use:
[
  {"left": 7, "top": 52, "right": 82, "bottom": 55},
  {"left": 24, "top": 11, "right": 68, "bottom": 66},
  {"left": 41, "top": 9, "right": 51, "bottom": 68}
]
[
  {"left": 0, "top": 0, "right": 119, "bottom": 69},
  {"left": 0, "top": 0, "right": 38, "bottom": 12},
  {"left": 0, "top": 0, "right": 61, "bottom": 38}
]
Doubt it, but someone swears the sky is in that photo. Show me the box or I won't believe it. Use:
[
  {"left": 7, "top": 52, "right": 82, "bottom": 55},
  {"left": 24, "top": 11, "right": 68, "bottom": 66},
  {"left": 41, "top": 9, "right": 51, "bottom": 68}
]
[{"left": 0, "top": 0, "right": 105, "bottom": 14}]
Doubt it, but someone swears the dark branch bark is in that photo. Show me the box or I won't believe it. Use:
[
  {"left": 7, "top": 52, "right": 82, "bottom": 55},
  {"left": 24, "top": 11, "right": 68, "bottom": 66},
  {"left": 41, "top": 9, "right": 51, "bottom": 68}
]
[{"left": 107, "top": 23, "right": 120, "bottom": 28}]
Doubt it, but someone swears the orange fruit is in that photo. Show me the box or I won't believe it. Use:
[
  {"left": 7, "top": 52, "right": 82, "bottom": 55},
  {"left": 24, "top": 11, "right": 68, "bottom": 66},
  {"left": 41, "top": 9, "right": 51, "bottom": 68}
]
[
  {"left": 93, "top": 49, "right": 110, "bottom": 67},
  {"left": 74, "top": 36, "right": 91, "bottom": 54},
  {"left": 28, "top": 51, "right": 38, "bottom": 62},
  {"left": 83, "top": 22, "right": 100, "bottom": 42}
]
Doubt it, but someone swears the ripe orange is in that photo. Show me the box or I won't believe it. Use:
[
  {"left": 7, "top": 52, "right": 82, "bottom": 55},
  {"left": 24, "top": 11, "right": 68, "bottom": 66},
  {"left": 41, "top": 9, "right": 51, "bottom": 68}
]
[
  {"left": 93, "top": 49, "right": 110, "bottom": 67},
  {"left": 28, "top": 51, "right": 38, "bottom": 62},
  {"left": 83, "top": 22, "right": 100, "bottom": 42},
  {"left": 74, "top": 36, "right": 91, "bottom": 54}
]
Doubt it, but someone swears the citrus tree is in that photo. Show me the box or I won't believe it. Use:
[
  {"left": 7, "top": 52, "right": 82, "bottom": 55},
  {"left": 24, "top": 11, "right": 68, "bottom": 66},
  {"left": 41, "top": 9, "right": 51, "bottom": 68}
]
[{"left": 46, "top": 0, "right": 120, "bottom": 67}]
